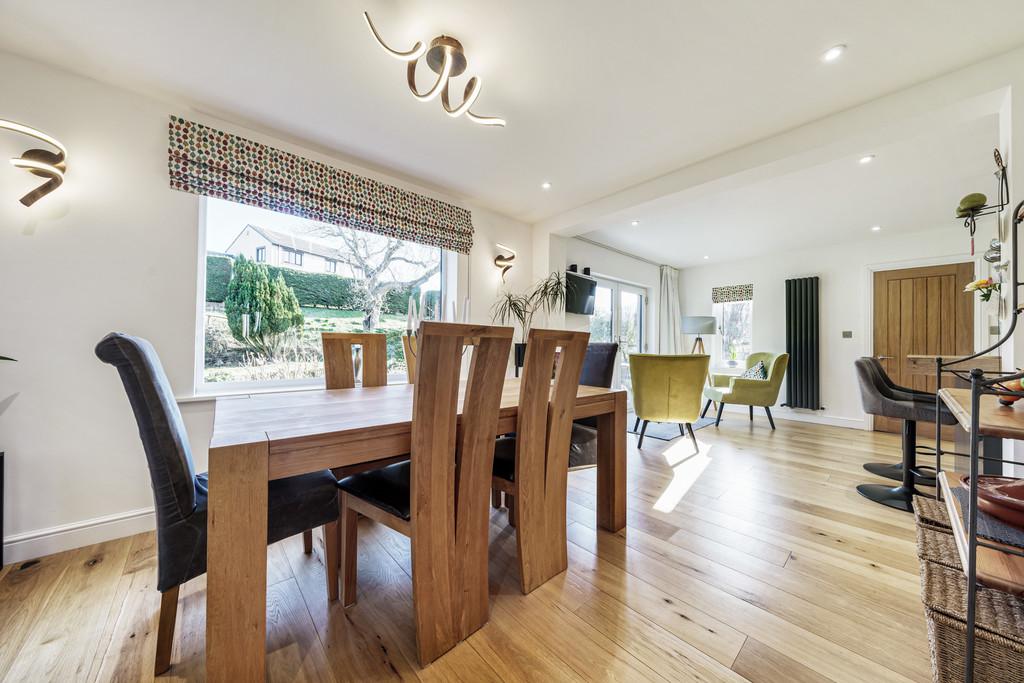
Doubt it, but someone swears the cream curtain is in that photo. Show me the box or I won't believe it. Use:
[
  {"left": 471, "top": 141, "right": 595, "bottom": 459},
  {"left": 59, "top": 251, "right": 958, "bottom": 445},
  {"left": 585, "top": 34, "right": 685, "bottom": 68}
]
[{"left": 658, "top": 265, "right": 683, "bottom": 353}]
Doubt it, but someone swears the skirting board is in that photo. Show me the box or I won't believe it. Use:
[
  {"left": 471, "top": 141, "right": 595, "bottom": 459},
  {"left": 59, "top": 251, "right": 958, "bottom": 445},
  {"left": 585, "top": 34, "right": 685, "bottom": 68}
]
[
  {"left": 713, "top": 402, "right": 867, "bottom": 430},
  {"left": 3, "top": 506, "right": 155, "bottom": 565}
]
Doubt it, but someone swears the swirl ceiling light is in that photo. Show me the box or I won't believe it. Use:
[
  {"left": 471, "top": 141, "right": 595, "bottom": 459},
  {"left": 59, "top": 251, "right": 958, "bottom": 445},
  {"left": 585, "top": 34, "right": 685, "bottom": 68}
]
[
  {"left": 0, "top": 119, "right": 67, "bottom": 206},
  {"left": 363, "top": 11, "right": 506, "bottom": 127}
]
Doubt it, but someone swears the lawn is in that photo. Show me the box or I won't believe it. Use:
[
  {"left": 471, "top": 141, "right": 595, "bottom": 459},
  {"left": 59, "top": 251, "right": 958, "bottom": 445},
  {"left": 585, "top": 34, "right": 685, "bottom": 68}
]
[{"left": 203, "top": 306, "right": 410, "bottom": 383}]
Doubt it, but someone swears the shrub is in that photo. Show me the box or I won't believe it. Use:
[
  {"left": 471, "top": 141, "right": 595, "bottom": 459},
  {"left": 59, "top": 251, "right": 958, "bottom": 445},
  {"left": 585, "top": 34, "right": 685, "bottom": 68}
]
[{"left": 224, "top": 256, "right": 304, "bottom": 358}]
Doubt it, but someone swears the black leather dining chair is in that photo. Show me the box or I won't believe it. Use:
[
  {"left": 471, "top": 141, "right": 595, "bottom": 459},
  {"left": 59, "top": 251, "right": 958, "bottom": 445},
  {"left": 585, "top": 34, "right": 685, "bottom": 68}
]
[
  {"left": 853, "top": 357, "right": 957, "bottom": 512},
  {"left": 569, "top": 342, "right": 619, "bottom": 468},
  {"left": 95, "top": 332, "right": 340, "bottom": 675}
]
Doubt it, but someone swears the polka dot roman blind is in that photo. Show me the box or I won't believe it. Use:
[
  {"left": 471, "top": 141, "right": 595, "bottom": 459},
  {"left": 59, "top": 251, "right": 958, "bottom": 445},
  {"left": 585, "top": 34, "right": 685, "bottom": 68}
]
[
  {"left": 167, "top": 115, "right": 474, "bottom": 254},
  {"left": 711, "top": 283, "right": 753, "bottom": 303}
]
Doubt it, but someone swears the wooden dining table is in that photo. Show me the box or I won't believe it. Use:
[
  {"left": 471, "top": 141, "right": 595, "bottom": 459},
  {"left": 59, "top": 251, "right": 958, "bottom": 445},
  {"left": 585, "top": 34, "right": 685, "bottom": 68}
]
[{"left": 205, "top": 378, "right": 627, "bottom": 681}]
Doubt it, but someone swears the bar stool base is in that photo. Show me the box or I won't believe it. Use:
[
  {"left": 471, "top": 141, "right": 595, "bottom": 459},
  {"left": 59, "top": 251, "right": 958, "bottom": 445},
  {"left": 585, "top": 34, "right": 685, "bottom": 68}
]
[
  {"left": 856, "top": 483, "right": 916, "bottom": 512},
  {"left": 863, "top": 462, "right": 936, "bottom": 486}
]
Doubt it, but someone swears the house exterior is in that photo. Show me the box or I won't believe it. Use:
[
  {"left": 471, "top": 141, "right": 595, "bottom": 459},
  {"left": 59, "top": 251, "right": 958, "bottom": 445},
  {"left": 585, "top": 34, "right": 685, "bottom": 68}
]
[{"left": 224, "top": 224, "right": 343, "bottom": 274}]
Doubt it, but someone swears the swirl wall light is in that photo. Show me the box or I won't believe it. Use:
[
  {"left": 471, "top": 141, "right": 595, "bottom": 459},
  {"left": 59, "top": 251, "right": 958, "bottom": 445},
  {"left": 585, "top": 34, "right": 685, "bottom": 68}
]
[
  {"left": 0, "top": 120, "right": 67, "bottom": 206},
  {"left": 494, "top": 243, "right": 516, "bottom": 281},
  {"left": 363, "top": 11, "right": 506, "bottom": 127}
]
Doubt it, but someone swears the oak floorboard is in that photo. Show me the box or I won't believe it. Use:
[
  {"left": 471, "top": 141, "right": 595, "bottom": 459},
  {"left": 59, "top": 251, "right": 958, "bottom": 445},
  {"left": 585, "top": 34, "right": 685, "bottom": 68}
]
[{"left": 0, "top": 417, "right": 934, "bottom": 682}]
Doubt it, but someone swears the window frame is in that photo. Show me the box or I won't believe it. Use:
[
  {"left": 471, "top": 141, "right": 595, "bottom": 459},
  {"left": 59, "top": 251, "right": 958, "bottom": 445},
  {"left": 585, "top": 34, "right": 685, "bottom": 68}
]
[
  {"left": 712, "top": 299, "right": 753, "bottom": 371},
  {"left": 255, "top": 246, "right": 266, "bottom": 262},
  {"left": 193, "top": 197, "right": 454, "bottom": 396}
]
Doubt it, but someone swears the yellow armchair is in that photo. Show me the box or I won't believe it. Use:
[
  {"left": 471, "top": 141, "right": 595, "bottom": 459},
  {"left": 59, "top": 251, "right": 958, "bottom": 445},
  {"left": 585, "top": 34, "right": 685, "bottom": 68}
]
[
  {"left": 629, "top": 354, "right": 710, "bottom": 450},
  {"left": 702, "top": 352, "right": 789, "bottom": 429}
]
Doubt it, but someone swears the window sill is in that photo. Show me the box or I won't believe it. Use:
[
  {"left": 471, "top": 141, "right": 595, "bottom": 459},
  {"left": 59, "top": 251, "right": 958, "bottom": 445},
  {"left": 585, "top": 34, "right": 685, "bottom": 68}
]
[{"left": 177, "top": 381, "right": 325, "bottom": 404}]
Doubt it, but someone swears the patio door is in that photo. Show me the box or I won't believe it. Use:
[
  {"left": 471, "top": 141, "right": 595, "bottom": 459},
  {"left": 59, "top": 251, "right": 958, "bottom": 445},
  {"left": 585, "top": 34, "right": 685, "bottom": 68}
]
[{"left": 589, "top": 278, "right": 647, "bottom": 403}]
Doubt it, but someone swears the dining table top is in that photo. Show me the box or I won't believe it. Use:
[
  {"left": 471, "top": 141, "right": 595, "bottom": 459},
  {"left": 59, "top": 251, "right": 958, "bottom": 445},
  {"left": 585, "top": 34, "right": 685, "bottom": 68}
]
[{"left": 211, "top": 378, "right": 623, "bottom": 451}]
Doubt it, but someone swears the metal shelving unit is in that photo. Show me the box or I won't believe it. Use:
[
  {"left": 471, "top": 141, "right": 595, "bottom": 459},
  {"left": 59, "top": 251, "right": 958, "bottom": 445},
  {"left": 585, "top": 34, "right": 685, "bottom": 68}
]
[{"left": 931, "top": 149, "right": 1021, "bottom": 681}]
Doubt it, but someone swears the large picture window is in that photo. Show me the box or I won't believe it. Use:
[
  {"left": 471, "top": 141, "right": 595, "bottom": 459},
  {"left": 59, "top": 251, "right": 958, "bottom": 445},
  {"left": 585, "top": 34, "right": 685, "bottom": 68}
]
[{"left": 199, "top": 198, "right": 445, "bottom": 387}]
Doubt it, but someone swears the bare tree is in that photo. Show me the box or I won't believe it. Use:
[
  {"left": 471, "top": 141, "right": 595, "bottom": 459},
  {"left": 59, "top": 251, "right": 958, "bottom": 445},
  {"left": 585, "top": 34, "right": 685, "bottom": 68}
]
[{"left": 306, "top": 224, "right": 440, "bottom": 330}]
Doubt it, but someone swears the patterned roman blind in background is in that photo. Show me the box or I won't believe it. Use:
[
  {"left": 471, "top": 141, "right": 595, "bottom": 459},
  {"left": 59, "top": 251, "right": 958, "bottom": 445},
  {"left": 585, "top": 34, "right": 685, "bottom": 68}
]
[
  {"left": 167, "top": 115, "right": 474, "bottom": 254},
  {"left": 711, "top": 283, "right": 753, "bottom": 303}
]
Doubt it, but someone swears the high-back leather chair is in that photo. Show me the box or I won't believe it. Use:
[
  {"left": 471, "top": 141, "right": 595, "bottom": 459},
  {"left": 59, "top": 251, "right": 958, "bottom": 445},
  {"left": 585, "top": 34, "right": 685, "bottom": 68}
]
[
  {"left": 96, "top": 332, "right": 340, "bottom": 675},
  {"left": 853, "top": 357, "right": 957, "bottom": 512},
  {"left": 569, "top": 342, "right": 620, "bottom": 467}
]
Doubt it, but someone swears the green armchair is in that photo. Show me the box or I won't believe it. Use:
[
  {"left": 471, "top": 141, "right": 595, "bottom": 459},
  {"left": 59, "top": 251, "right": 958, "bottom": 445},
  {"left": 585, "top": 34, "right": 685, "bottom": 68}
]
[
  {"left": 629, "top": 354, "right": 710, "bottom": 450},
  {"left": 701, "top": 352, "right": 789, "bottom": 429}
]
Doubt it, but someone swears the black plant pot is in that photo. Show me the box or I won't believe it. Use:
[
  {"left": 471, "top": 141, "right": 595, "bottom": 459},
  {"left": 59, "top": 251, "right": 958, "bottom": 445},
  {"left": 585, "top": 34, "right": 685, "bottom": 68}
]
[{"left": 514, "top": 343, "right": 527, "bottom": 377}]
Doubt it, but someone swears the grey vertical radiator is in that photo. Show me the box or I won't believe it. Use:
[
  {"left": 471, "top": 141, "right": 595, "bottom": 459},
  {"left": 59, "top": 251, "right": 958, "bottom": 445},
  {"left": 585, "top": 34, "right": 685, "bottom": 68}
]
[{"left": 782, "top": 276, "right": 824, "bottom": 410}]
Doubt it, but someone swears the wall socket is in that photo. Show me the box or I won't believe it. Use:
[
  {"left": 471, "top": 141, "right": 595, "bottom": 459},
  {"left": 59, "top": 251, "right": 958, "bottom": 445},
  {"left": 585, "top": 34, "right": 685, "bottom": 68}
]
[{"left": 842, "top": 330, "right": 853, "bottom": 339}]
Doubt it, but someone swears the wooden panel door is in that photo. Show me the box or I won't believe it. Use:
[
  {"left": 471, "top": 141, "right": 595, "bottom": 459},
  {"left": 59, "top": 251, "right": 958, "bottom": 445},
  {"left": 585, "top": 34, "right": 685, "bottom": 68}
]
[{"left": 872, "top": 262, "right": 974, "bottom": 433}]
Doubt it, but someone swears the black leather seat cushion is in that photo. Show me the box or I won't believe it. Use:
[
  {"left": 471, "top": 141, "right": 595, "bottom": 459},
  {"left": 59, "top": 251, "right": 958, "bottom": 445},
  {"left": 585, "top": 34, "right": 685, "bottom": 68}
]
[
  {"left": 493, "top": 424, "right": 598, "bottom": 481},
  {"left": 337, "top": 461, "right": 412, "bottom": 521},
  {"left": 158, "top": 469, "right": 340, "bottom": 590}
]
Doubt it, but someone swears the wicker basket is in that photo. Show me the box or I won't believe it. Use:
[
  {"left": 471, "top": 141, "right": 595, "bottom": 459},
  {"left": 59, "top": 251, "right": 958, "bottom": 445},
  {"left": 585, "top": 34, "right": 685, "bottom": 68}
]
[
  {"left": 916, "top": 523, "right": 962, "bottom": 570},
  {"left": 914, "top": 495, "right": 952, "bottom": 531},
  {"left": 920, "top": 560, "right": 1024, "bottom": 682}
]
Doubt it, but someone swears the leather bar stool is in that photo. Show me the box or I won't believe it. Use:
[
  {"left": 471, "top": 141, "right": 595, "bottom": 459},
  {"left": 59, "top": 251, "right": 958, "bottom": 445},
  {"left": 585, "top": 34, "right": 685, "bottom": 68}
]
[
  {"left": 853, "top": 357, "right": 958, "bottom": 512},
  {"left": 860, "top": 357, "right": 940, "bottom": 486}
]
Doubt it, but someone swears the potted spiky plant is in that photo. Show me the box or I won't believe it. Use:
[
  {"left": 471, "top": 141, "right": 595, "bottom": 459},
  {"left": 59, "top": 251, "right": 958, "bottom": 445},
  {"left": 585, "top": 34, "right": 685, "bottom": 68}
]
[{"left": 492, "top": 272, "right": 566, "bottom": 374}]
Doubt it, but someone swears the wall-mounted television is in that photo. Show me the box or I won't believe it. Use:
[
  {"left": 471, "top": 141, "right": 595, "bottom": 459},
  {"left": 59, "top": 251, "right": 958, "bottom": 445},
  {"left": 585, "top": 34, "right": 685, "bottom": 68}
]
[{"left": 565, "top": 271, "right": 597, "bottom": 315}]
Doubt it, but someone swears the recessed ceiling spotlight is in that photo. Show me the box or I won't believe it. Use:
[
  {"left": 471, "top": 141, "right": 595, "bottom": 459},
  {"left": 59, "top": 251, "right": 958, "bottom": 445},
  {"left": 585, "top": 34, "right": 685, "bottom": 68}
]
[
  {"left": 859, "top": 154, "right": 876, "bottom": 164},
  {"left": 822, "top": 44, "right": 846, "bottom": 63},
  {"left": 631, "top": 220, "right": 640, "bottom": 227},
  {"left": 703, "top": 255, "right": 710, "bottom": 260},
  {"left": 540, "top": 181, "right": 552, "bottom": 190},
  {"left": 871, "top": 225, "right": 882, "bottom": 232}
]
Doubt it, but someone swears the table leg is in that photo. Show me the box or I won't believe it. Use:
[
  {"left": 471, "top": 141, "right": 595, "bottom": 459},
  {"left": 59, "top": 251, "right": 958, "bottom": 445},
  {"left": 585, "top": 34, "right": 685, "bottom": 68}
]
[
  {"left": 596, "top": 391, "right": 627, "bottom": 532},
  {"left": 207, "top": 441, "right": 269, "bottom": 682}
]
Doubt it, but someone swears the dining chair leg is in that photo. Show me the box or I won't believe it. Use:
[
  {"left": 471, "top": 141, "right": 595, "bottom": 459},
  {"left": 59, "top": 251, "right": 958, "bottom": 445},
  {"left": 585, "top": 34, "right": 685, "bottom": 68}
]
[
  {"left": 678, "top": 423, "right": 685, "bottom": 437},
  {"left": 765, "top": 406, "right": 776, "bottom": 430},
  {"left": 700, "top": 399, "right": 712, "bottom": 419},
  {"left": 686, "top": 423, "right": 699, "bottom": 452},
  {"left": 633, "top": 416, "right": 641, "bottom": 432},
  {"left": 507, "top": 494, "right": 517, "bottom": 528},
  {"left": 749, "top": 405, "right": 754, "bottom": 421},
  {"left": 339, "top": 493, "right": 359, "bottom": 607},
  {"left": 492, "top": 489, "right": 502, "bottom": 509},
  {"left": 302, "top": 529, "right": 313, "bottom": 554},
  {"left": 637, "top": 420, "right": 649, "bottom": 449},
  {"left": 154, "top": 585, "right": 179, "bottom": 676},
  {"left": 715, "top": 402, "right": 725, "bottom": 427},
  {"left": 323, "top": 520, "right": 340, "bottom": 602}
]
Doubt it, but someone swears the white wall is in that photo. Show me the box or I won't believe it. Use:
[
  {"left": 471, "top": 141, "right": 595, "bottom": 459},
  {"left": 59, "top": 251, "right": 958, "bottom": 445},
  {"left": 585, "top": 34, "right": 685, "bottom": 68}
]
[
  {"left": 0, "top": 52, "right": 533, "bottom": 562},
  {"left": 679, "top": 226, "right": 979, "bottom": 429},
  {"left": 560, "top": 237, "right": 661, "bottom": 351}
]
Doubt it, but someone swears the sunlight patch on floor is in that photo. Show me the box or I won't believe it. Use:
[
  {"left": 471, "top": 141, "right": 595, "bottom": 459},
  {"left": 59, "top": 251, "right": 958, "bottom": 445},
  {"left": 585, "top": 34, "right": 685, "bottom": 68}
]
[{"left": 652, "top": 438, "right": 713, "bottom": 512}]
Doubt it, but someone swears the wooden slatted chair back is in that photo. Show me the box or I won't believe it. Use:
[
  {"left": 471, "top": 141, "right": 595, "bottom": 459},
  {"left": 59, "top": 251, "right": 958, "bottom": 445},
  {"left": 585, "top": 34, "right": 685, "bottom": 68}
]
[
  {"left": 402, "top": 334, "right": 417, "bottom": 383},
  {"left": 321, "top": 332, "right": 388, "bottom": 389},
  {"left": 513, "top": 328, "right": 590, "bottom": 593},
  {"left": 409, "top": 321, "right": 513, "bottom": 662}
]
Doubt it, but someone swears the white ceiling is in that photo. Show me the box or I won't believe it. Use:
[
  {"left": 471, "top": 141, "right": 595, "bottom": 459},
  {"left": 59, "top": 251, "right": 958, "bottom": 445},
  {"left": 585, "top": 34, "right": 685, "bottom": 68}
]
[
  {"left": 580, "top": 114, "right": 1000, "bottom": 267},
  {"left": 0, "top": 0, "right": 1023, "bottom": 225}
]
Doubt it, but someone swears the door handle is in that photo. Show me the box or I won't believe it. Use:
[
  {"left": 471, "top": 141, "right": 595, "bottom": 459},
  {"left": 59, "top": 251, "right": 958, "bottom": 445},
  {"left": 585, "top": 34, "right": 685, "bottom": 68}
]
[{"left": 876, "top": 355, "right": 894, "bottom": 360}]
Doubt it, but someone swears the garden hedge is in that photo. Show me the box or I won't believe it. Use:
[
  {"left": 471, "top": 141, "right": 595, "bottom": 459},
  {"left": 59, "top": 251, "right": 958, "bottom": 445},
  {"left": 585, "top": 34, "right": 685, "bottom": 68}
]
[{"left": 206, "top": 254, "right": 423, "bottom": 313}]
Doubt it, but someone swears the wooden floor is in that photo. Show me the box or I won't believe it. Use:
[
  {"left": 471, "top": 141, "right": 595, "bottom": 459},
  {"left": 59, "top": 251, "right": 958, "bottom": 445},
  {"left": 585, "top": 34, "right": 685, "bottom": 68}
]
[{"left": 0, "top": 417, "right": 934, "bottom": 682}]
